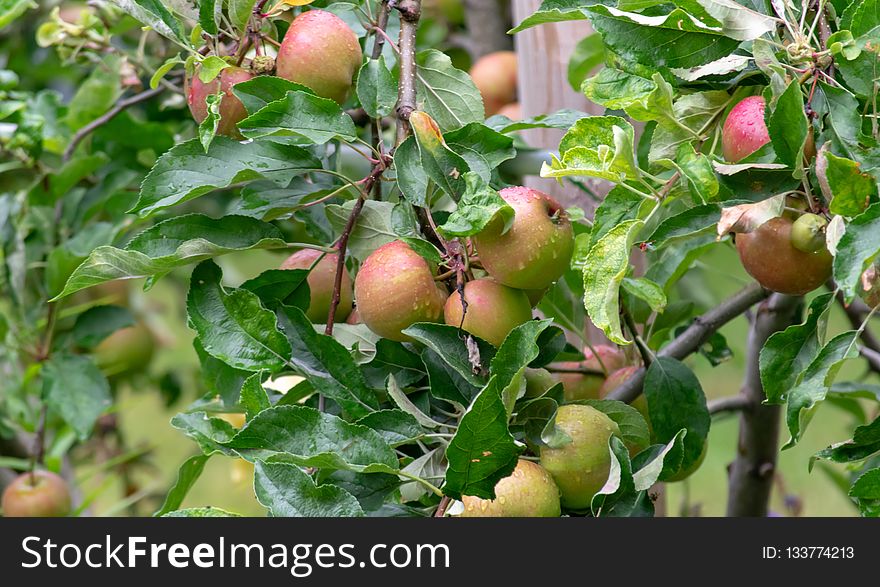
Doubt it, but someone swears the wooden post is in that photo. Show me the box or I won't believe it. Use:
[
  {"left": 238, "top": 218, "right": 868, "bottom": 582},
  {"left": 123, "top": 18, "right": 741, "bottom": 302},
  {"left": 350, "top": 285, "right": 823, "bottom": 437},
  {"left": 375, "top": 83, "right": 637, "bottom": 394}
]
[{"left": 510, "top": 0, "right": 607, "bottom": 210}]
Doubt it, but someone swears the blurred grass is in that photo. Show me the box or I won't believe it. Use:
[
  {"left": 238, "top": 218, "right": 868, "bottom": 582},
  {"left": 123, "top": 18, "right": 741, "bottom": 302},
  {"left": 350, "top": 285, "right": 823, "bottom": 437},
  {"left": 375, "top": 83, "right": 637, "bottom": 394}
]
[{"left": 92, "top": 244, "right": 871, "bottom": 517}]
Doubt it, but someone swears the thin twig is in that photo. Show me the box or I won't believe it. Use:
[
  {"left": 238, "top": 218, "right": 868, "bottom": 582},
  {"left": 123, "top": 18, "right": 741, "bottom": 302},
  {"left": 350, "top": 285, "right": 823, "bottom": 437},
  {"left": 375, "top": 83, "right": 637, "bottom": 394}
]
[
  {"left": 622, "top": 304, "right": 654, "bottom": 367},
  {"left": 63, "top": 86, "right": 165, "bottom": 163},
  {"left": 708, "top": 394, "right": 752, "bottom": 415},
  {"left": 434, "top": 495, "right": 452, "bottom": 517}
]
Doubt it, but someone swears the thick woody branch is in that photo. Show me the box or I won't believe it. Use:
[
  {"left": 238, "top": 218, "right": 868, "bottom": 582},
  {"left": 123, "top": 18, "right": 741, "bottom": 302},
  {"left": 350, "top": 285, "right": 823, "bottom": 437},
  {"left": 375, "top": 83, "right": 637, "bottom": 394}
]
[
  {"left": 462, "top": 0, "right": 513, "bottom": 58},
  {"left": 708, "top": 394, "right": 753, "bottom": 415},
  {"left": 726, "top": 293, "right": 801, "bottom": 516},
  {"left": 394, "top": 0, "right": 421, "bottom": 144},
  {"left": 63, "top": 86, "right": 165, "bottom": 163},
  {"left": 606, "top": 283, "right": 771, "bottom": 403}
]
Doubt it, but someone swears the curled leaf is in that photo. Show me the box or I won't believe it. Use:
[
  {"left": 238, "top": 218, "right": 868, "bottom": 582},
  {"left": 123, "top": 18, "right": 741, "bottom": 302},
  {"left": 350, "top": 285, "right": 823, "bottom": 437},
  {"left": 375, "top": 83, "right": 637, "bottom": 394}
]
[{"left": 716, "top": 194, "right": 785, "bottom": 237}]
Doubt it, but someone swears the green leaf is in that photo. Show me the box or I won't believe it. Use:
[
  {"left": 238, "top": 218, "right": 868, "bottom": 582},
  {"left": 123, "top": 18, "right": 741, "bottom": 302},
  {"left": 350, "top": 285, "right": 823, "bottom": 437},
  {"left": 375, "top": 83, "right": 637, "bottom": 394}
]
[
  {"left": 693, "top": 0, "right": 777, "bottom": 41},
  {"left": 197, "top": 56, "right": 231, "bottom": 83},
  {"left": 276, "top": 305, "right": 379, "bottom": 419},
  {"left": 129, "top": 0, "right": 188, "bottom": 44},
  {"left": 394, "top": 136, "right": 429, "bottom": 207},
  {"left": 590, "top": 436, "right": 647, "bottom": 517},
  {"left": 785, "top": 331, "right": 860, "bottom": 448},
  {"left": 509, "top": 1, "right": 592, "bottom": 33},
  {"left": 632, "top": 430, "right": 687, "bottom": 490},
  {"left": 154, "top": 454, "right": 211, "bottom": 517},
  {"left": 589, "top": 185, "right": 648, "bottom": 247},
  {"left": 760, "top": 293, "right": 833, "bottom": 405},
  {"left": 490, "top": 319, "right": 556, "bottom": 393},
  {"left": 833, "top": 203, "right": 880, "bottom": 302},
  {"left": 669, "top": 143, "right": 719, "bottom": 203},
  {"left": 583, "top": 219, "right": 644, "bottom": 344},
  {"left": 254, "top": 461, "right": 364, "bottom": 517},
  {"left": 162, "top": 507, "right": 240, "bottom": 517},
  {"left": 649, "top": 91, "right": 731, "bottom": 163},
  {"left": 65, "top": 55, "right": 121, "bottom": 131},
  {"left": 444, "top": 376, "right": 519, "bottom": 499},
  {"left": 54, "top": 214, "right": 288, "bottom": 299},
  {"left": 813, "top": 415, "right": 880, "bottom": 466},
  {"left": 233, "top": 76, "right": 316, "bottom": 114},
  {"left": 409, "top": 110, "right": 470, "bottom": 200},
  {"left": 73, "top": 305, "right": 135, "bottom": 349},
  {"left": 438, "top": 173, "right": 514, "bottom": 238},
  {"left": 132, "top": 137, "right": 321, "bottom": 216},
  {"left": 643, "top": 357, "right": 710, "bottom": 476},
  {"left": 645, "top": 204, "right": 720, "bottom": 247},
  {"left": 238, "top": 91, "right": 358, "bottom": 144},
  {"left": 443, "top": 123, "right": 516, "bottom": 181},
  {"left": 325, "top": 200, "right": 419, "bottom": 262},
  {"left": 385, "top": 375, "right": 440, "bottom": 429},
  {"left": 0, "top": 0, "right": 36, "bottom": 28},
  {"left": 197, "top": 0, "right": 218, "bottom": 35},
  {"left": 487, "top": 109, "right": 590, "bottom": 134},
  {"left": 195, "top": 338, "right": 250, "bottom": 406},
  {"left": 768, "top": 80, "right": 808, "bottom": 173},
  {"left": 357, "top": 56, "right": 397, "bottom": 119},
  {"left": 356, "top": 410, "right": 426, "bottom": 447},
  {"left": 240, "top": 373, "right": 271, "bottom": 420},
  {"left": 198, "top": 92, "right": 222, "bottom": 152},
  {"left": 586, "top": 5, "right": 740, "bottom": 69},
  {"left": 849, "top": 468, "right": 880, "bottom": 517},
  {"left": 228, "top": 0, "right": 256, "bottom": 33},
  {"left": 542, "top": 115, "right": 640, "bottom": 182},
  {"left": 621, "top": 277, "right": 666, "bottom": 313},
  {"left": 821, "top": 151, "right": 879, "bottom": 217},
  {"left": 187, "top": 260, "right": 292, "bottom": 372},
  {"left": 416, "top": 49, "right": 485, "bottom": 130},
  {"left": 150, "top": 54, "right": 184, "bottom": 90},
  {"left": 402, "top": 323, "right": 495, "bottom": 387},
  {"left": 224, "top": 405, "right": 398, "bottom": 472},
  {"left": 568, "top": 32, "right": 606, "bottom": 90},
  {"left": 240, "top": 268, "right": 310, "bottom": 310},
  {"left": 42, "top": 354, "right": 111, "bottom": 440}
]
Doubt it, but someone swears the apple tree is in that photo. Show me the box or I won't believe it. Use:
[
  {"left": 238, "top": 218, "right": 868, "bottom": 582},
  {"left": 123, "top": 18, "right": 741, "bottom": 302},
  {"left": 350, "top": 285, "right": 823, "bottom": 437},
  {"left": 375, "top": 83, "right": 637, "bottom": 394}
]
[{"left": 1, "top": 0, "right": 879, "bottom": 518}]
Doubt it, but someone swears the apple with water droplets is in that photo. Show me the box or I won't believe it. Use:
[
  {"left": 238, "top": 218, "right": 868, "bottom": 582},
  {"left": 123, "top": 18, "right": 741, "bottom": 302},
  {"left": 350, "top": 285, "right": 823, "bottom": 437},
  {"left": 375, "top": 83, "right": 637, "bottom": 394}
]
[{"left": 459, "top": 458, "right": 561, "bottom": 517}]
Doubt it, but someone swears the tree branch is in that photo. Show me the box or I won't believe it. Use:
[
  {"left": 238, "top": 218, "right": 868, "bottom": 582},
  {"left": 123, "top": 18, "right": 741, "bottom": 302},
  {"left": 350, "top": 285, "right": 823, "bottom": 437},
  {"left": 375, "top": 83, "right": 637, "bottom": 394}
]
[
  {"left": 462, "top": 0, "right": 513, "bottom": 58},
  {"left": 63, "top": 86, "right": 165, "bottom": 163},
  {"left": 606, "top": 283, "right": 771, "bottom": 403},
  {"left": 708, "top": 394, "right": 752, "bottom": 415},
  {"left": 394, "top": 0, "right": 421, "bottom": 144},
  {"left": 726, "top": 294, "right": 801, "bottom": 517}
]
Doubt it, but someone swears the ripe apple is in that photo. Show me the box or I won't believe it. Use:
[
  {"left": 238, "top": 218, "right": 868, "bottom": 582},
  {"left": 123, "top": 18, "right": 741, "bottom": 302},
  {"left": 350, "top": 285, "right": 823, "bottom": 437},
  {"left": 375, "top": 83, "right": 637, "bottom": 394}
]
[
  {"left": 354, "top": 240, "right": 448, "bottom": 341},
  {"left": 276, "top": 9, "right": 363, "bottom": 104},
  {"left": 93, "top": 322, "right": 155, "bottom": 377},
  {"left": 472, "top": 186, "right": 574, "bottom": 290},
  {"left": 539, "top": 404, "right": 620, "bottom": 510},
  {"left": 469, "top": 51, "right": 518, "bottom": 116},
  {"left": 459, "top": 458, "right": 561, "bottom": 517},
  {"left": 281, "top": 249, "right": 352, "bottom": 323},
  {"left": 443, "top": 278, "right": 532, "bottom": 347},
  {"left": 735, "top": 216, "right": 832, "bottom": 295},
  {"left": 722, "top": 95, "right": 770, "bottom": 163},
  {"left": 789, "top": 213, "right": 828, "bottom": 253},
  {"left": 2, "top": 471, "right": 71, "bottom": 517},
  {"left": 555, "top": 345, "right": 628, "bottom": 402},
  {"left": 524, "top": 367, "right": 556, "bottom": 398},
  {"left": 186, "top": 65, "right": 253, "bottom": 139},
  {"left": 496, "top": 102, "right": 522, "bottom": 120}
]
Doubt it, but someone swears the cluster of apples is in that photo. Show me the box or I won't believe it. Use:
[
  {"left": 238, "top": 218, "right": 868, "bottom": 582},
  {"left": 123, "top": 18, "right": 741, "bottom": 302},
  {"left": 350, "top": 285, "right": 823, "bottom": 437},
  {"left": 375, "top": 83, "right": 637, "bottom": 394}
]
[
  {"left": 721, "top": 95, "right": 833, "bottom": 296},
  {"left": 186, "top": 9, "right": 362, "bottom": 137},
  {"left": 284, "top": 186, "right": 575, "bottom": 348},
  {"left": 469, "top": 50, "right": 520, "bottom": 120}
]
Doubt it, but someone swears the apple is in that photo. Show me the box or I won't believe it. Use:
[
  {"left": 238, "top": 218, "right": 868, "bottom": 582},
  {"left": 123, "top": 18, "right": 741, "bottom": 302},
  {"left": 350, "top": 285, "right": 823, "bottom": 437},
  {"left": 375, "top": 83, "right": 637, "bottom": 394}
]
[
  {"left": 276, "top": 10, "right": 363, "bottom": 104},
  {"left": 524, "top": 368, "right": 556, "bottom": 398},
  {"left": 736, "top": 216, "right": 832, "bottom": 295},
  {"left": 354, "top": 240, "right": 448, "bottom": 341},
  {"left": 281, "top": 249, "right": 353, "bottom": 323},
  {"left": 469, "top": 51, "right": 518, "bottom": 116},
  {"left": 540, "top": 404, "right": 620, "bottom": 510},
  {"left": 722, "top": 95, "right": 770, "bottom": 162},
  {"left": 790, "top": 213, "right": 828, "bottom": 253},
  {"left": 443, "top": 278, "right": 532, "bottom": 347},
  {"left": 496, "top": 102, "right": 522, "bottom": 120},
  {"left": 93, "top": 322, "right": 155, "bottom": 377},
  {"left": 2, "top": 471, "right": 71, "bottom": 517},
  {"left": 472, "top": 186, "right": 574, "bottom": 290},
  {"left": 459, "top": 458, "right": 560, "bottom": 517},
  {"left": 556, "top": 345, "right": 628, "bottom": 402},
  {"left": 186, "top": 65, "right": 253, "bottom": 139}
]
